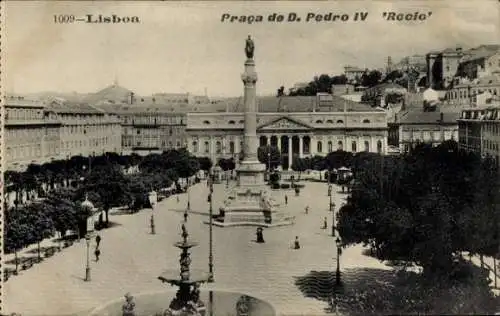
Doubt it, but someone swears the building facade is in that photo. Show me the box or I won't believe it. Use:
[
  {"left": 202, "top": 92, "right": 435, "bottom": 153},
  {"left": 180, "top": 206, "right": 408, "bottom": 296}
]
[
  {"left": 397, "top": 110, "right": 459, "bottom": 153},
  {"left": 186, "top": 94, "right": 388, "bottom": 169},
  {"left": 445, "top": 75, "right": 500, "bottom": 106},
  {"left": 4, "top": 96, "right": 121, "bottom": 171},
  {"left": 457, "top": 48, "right": 500, "bottom": 80},
  {"left": 426, "top": 47, "right": 464, "bottom": 90},
  {"left": 91, "top": 84, "right": 209, "bottom": 155},
  {"left": 458, "top": 106, "right": 500, "bottom": 165}
]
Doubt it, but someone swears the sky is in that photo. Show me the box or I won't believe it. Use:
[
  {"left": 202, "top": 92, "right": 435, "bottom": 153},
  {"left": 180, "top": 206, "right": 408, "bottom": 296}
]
[{"left": 3, "top": 0, "right": 499, "bottom": 98}]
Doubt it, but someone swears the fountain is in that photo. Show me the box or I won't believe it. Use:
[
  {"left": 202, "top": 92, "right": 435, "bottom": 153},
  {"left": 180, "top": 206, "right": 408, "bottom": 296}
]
[{"left": 157, "top": 223, "right": 210, "bottom": 316}]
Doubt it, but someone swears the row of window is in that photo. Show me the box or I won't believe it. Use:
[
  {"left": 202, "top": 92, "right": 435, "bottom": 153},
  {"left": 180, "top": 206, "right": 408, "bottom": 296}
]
[
  {"left": 192, "top": 140, "right": 240, "bottom": 154},
  {"left": 61, "top": 137, "right": 112, "bottom": 150},
  {"left": 123, "top": 140, "right": 182, "bottom": 148},
  {"left": 62, "top": 125, "right": 115, "bottom": 135},
  {"left": 130, "top": 128, "right": 177, "bottom": 136},
  {"left": 6, "top": 145, "right": 42, "bottom": 160},
  {"left": 202, "top": 119, "right": 371, "bottom": 125},
  {"left": 6, "top": 108, "right": 44, "bottom": 121},
  {"left": 447, "top": 87, "right": 499, "bottom": 100},
  {"left": 122, "top": 116, "right": 184, "bottom": 125},
  {"left": 191, "top": 139, "right": 383, "bottom": 154}
]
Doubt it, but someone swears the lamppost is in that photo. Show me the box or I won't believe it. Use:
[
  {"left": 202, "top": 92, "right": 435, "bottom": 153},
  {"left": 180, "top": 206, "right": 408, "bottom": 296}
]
[
  {"left": 84, "top": 234, "right": 91, "bottom": 282},
  {"left": 331, "top": 200, "right": 336, "bottom": 237},
  {"left": 149, "top": 190, "right": 157, "bottom": 235},
  {"left": 208, "top": 173, "right": 214, "bottom": 283},
  {"left": 335, "top": 236, "right": 342, "bottom": 286},
  {"left": 184, "top": 186, "right": 190, "bottom": 223}
]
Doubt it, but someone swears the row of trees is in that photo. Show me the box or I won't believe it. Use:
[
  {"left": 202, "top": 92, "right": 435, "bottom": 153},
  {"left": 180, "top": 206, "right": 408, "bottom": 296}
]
[
  {"left": 4, "top": 150, "right": 209, "bottom": 260},
  {"left": 286, "top": 68, "right": 426, "bottom": 97},
  {"left": 5, "top": 189, "right": 91, "bottom": 270},
  {"left": 338, "top": 140, "right": 500, "bottom": 279}
]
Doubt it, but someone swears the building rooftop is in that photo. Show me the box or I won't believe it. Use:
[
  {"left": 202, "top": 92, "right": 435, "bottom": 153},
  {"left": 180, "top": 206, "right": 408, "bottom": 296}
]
[
  {"left": 190, "top": 95, "right": 382, "bottom": 113},
  {"left": 45, "top": 98, "right": 105, "bottom": 114},
  {"left": 398, "top": 110, "right": 460, "bottom": 124},
  {"left": 4, "top": 96, "right": 45, "bottom": 108}
]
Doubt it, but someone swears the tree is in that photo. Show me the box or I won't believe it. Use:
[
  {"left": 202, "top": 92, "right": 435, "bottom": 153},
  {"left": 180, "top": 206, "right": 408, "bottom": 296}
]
[
  {"left": 277, "top": 86, "right": 285, "bottom": 97},
  {"left": 325, "top": 150, "right": 353, "bottom": 170},
  {"left": 257, "top": 145, "right": 281, "bottom": 170},
  {"left": 43, "top": 190, "right": 80, "bottom": 238},
  {"left": 338, "top": 142, "right": 500, "bottom": 279},
  {"left": 361, "top": 70, "right": 382, "bottom": 88},
  {"left": 197, "top": 157, "right": 213, "bottom": 172},
  {"left": 291, "top": 157, "right": 309, "bottom": 180},
  {"left": 4, "top": 207, "right": 34, "bottom": 271},
  {"left": 84, "top": 164, "right": 131, "bottom": 226},
  {"left": 24, "top": 203, "right": 54, "bottom": 260}
]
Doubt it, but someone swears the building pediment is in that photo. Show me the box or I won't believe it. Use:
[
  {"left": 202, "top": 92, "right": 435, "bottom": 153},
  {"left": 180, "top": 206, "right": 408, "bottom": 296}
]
[{"left": 258, "top": 116, "right": 312, "bottom": 131}]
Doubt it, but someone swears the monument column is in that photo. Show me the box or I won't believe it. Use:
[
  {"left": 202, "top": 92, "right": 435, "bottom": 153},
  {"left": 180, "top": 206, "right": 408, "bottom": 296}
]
[
  {"left": 218, "top": 35, "right": 292, "bottom": 227},
  {"left": 241, "top": 60, "right": 259, "bottom": 163}
]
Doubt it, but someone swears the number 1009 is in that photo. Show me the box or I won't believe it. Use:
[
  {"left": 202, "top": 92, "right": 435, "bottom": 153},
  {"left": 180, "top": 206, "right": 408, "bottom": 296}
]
[{"left": 54, "top": 15, "right": 75, "bottom": 23}]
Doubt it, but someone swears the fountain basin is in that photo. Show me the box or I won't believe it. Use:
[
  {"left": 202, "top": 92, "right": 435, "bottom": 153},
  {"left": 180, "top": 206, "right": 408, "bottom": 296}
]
[{"left": 88, "top": 290, "right": 276, "bottom": 316}]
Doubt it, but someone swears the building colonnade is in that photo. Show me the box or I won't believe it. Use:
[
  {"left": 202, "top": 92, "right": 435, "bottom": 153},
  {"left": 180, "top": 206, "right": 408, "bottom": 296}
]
[{"left": 190, "top": 132, "right": 386, "bottom": 170}]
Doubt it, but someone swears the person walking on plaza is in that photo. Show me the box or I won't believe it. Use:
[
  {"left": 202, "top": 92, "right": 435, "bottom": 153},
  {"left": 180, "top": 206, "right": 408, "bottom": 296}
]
[
  {"left": 293, "top": 236, "right": 301, "bottom": 249},
  {"left": 177, "top": 195, "right": 180, "bottom": 203},
  {"left": 95, "top": 234, "right": 101, "bottom": 249},
  {"left": 305, "top": 206, "right": 309, "bottom": 214},
  {"left": 94, "top": 247, "right": 101, "bottom": 262},
  {"left": 285, "top": 195, "right": 288, "bottom": 205},
  {"left": 322, "top": 217, "right": 327, "bottom": 230}
]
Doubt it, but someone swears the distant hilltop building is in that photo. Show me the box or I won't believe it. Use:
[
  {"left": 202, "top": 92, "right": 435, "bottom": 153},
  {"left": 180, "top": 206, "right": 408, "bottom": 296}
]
[
  {"left": 425, "top": 44, "right": 500, "bottom": 91},
  {"left": 445, "top": 75, "right": 500, "bottom": 107},
  {"left": 343, "top": 66, "right": 365, "bottom": 84},
  {"left": 426, "top": 46, "right": 464, "bottom": 90}
]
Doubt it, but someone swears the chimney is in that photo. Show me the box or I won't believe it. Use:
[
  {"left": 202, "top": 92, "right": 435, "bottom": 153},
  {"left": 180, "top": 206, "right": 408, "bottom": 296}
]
[{"left": 129, "top": 92, "right": 135, "bottom": 104}]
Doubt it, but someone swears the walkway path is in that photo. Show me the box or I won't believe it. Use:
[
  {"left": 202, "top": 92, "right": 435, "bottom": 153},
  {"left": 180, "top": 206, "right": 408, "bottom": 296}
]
[{"left": 2, "top": 181, "right": 399, "bottom": 315}]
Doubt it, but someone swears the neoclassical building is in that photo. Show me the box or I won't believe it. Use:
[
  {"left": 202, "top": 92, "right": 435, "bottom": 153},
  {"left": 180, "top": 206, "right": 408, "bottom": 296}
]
[
  {"left": 4, "top": 95, "right": 121, "bottom": 171},
  {"left": 186, "top": 94, "right": 388, "bottom": 169}
]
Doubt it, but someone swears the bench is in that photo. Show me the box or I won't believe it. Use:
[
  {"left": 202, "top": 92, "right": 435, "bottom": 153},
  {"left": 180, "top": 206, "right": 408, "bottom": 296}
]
[
  {"left": 44, "top": 247, "right": 57, "bottom": 258},
  {"left": 21, "top": 257, "right": 37, "bottom": 270},
  {"left": 3, "top": 269, "right": 17, "bottom": 281}
]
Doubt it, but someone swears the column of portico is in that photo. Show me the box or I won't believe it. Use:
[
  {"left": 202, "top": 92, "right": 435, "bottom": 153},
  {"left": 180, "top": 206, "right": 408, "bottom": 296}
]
[
  {"left": 277, "top": 135, "right": 282, "bottom": 151},
  {"left": 288, "top": 137, "right": 293, "bottom": 168},
  {"left": 299, "top": 135, "right": 303, "bottom": 158}
]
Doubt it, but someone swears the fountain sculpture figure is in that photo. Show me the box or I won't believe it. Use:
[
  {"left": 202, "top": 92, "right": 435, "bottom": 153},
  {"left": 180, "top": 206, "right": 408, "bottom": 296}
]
[{"left": 158, "top": 223, "right": 210, "bottom": 316}]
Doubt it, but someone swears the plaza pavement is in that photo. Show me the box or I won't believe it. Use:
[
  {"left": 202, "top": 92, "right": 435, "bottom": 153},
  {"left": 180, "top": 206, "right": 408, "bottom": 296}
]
[{"left": 0, "top": 182, "right": 416, "bottom": 315}]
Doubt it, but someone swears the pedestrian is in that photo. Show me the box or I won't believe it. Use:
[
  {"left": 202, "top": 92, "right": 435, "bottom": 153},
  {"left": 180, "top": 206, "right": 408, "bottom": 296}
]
[
  {"left": 285, "top": 195, "right": 288, "bottom": 205},
  {"left": 177, "top": 195, "right": 180, "bottom": 203},
  {"left": 322, "top": 217, "right": 327, "bottom": 229},
  {"left": 94, "top": 248, "right": 101, "bottom": 262},
  {"left": 305, "top": 206, "right": 309, "bottom": 214},
  {"left": 256, "top": 227, "right": 265, "bottom": 243},
  {"left": 293, "top": 236, "right": 300, "bottom": 249},
  {"left": 95, "top": 234, "right": 101, "bottom": 248}
]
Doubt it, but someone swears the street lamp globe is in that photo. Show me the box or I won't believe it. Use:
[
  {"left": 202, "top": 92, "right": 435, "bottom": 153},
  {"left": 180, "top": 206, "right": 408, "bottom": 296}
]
[{"left": 148, "top": 190, "right": 158, "bottom": 207}]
